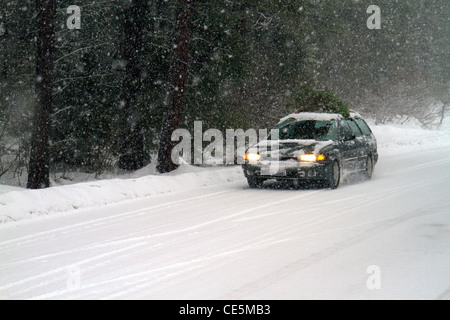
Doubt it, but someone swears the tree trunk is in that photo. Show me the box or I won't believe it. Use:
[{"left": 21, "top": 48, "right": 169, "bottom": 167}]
[
  {"left": 157, "top": 0, "right": 192, "bottom": 173},
  {"left": 27, "top": 0, "right": 55, "bottom": 189},
  {"left": 118, "top": 1, "right": 147, "bottom": 171}
]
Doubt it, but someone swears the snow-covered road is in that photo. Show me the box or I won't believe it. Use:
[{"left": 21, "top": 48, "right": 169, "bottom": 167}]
[{"left": 1, "top": 145, "right": 449, "bottom": 300}]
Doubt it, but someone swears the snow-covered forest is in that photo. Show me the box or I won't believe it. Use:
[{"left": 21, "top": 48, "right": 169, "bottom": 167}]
[{"left": 0, "top": 0, "right": 449, "bottom": 187}]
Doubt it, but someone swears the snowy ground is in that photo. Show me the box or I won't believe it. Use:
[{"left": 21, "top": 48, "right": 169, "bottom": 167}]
[{"left": 0, "top": 120, "right": 449, "bottom": 299}]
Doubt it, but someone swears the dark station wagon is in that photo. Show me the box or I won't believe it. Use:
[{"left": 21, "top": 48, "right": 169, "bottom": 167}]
[{"left": 242, "top": 112, "right": 378, "bottom": 189}]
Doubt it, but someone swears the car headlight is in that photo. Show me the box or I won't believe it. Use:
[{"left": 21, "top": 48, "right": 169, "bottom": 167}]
[
  {"left": 243, "top": 153, "right": 261, "bottom": 161},
  {"left": 299, "top": 154, "right": 326, "bottom": 162}
]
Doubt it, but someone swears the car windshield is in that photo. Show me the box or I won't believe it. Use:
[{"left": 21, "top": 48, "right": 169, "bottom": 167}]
[{"left": 273, "top": 120, "right": 338, "bottom": 141}]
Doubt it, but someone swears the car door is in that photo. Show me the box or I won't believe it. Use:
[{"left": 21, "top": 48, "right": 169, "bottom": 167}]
[
  {"left": 346, "top": 119, "right": 366, "bottom": 171},
  {"left": 354, "top": 118, "right": 378, "bottom": 163},
  {"left": 338, "top": 120, "right": 360, "bottom": 172}
]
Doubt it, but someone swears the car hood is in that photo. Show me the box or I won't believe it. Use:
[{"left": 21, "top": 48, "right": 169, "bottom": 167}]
[{"left": 249, "top": 139, "right": 333, "bottom": 159}]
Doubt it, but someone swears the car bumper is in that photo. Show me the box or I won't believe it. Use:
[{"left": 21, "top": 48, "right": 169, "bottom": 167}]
[{"left": 242, "top": 161, "right": 330, "bottom": 181}]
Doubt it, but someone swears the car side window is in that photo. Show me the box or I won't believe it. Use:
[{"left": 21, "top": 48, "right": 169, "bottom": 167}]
[
  {"left": 347, "top": 119, "right": 363, "bottom": 137},
  {"left": 354, "top": 119, "right": 372, "bottom": 135},
  {"left": 321, "top": 120, "right": 338, "bottom": 141},
  {"left": 339, "top": 120, "right": 354, "bottom": 139}
]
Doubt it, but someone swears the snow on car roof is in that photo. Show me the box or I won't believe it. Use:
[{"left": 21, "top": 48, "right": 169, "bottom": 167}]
[
  {"left": 349, "top": 110, "right": 363, "bottom": 118},
  {"left": 278, "top": 112, "right": 343, "bottom": 124}
]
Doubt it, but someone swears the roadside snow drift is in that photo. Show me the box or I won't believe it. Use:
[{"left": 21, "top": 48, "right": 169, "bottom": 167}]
[{"left": 0, "top": 166, "right": 244, "bottom": 223}]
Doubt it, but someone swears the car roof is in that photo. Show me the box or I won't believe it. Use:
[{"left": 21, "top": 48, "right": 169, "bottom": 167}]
[
  {"left": 278, "top": 111, "right": 365, "bottom": 125},
  {"left": 349, "top": 110, "right": 363, "bottom": 119},
  {"left": 278, "top": 112, "right": 343, "bottom": 124}
]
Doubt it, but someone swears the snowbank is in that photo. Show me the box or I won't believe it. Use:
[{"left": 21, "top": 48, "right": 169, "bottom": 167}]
[
  {"left": 0, "top": 165, "right": 244, "bottom": 224},
  {"left": 0, "top": 184, "right": 22, "bottom": 194},
  {"left": 0, "top": 119, "right": 449, "bottom": 224},
  {"left": 370, "top": 119, "right": 450, "bottom": 155}
]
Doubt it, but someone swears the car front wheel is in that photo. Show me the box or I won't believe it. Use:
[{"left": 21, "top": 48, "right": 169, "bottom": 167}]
[{"left": 328, "top": 161, "right": 341, "bottom": 189}]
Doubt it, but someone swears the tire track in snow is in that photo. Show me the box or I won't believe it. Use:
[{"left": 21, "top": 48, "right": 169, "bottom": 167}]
[
  {"left": 0, "top": 190, "right": 236, "bottom": 247},
  {"left": 14, "top": 187, "right": 361, "bottom": 299},
  {"left": 27, "top": 238, "right": 278, "bottom": 300},
  {"left": 97, "top": 199, "right": 450, "bottom": 299},
  {"left": 0, "top": 242, "right": 146, "bottom": 296},
  {"left": 0, "top": 189, "right": 322, "bottom": 298},
  {"left": 1, "top": 187, "right": 315, "bottom": 263},
  {"left": 132, "top": 189, "right": 324, "bottom": 238},
  {"left": 233, "top": 172, "right": 450, "bottom": 233},
  {"left": 223, "top": 209, "right": 442, "bottom": 299},
  {"left": 222, "top": 177, "right": 450, "bottom": 299},
  {"left": 390, "top": 156, "right": 450, "bottom": 175}
]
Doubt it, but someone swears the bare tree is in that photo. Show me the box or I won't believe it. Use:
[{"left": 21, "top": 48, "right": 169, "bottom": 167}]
[
  {"left": 157, "top": 0, "right": 192, "bottom": 173},
  {"left": 27, "top": 0, "right": 55, "bottom": 189}
]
